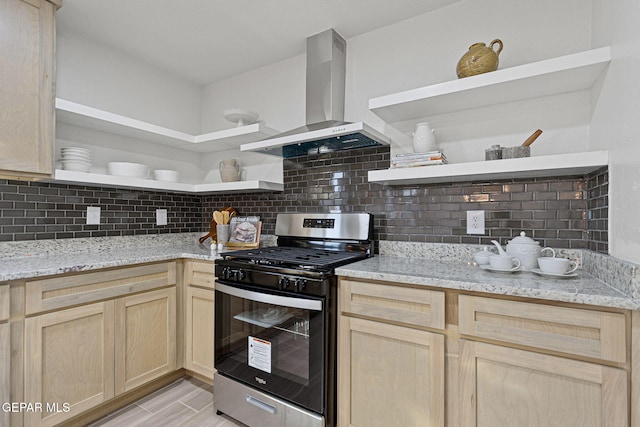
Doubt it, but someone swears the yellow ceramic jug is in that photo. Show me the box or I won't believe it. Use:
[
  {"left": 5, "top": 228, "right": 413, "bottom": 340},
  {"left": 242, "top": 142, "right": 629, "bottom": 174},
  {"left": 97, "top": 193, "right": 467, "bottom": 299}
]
[{"left": 456, "top": 39, "right": 503, "bottom": 78}]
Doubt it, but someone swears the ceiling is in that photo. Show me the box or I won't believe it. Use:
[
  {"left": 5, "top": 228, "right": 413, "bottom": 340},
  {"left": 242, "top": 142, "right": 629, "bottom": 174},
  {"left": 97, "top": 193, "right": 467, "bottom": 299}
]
[{"left": 56, "top": 0, "right": 458, "bottom": 86}]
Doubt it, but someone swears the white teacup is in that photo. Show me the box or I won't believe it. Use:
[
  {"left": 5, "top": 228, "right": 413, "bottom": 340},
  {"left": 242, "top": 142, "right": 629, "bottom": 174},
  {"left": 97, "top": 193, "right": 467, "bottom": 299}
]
[
  {"left": 489, "top": 255, "right": 521, "bottom": 271},
  {"left": 537, "top": 257, "right": 578, "bottom": 275}
]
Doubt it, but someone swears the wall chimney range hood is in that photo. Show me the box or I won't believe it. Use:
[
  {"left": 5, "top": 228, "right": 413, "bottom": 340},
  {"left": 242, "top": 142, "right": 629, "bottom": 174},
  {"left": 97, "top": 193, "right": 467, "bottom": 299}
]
[{"left": 240, "top": 29, "right": 390, "bottom": 158}]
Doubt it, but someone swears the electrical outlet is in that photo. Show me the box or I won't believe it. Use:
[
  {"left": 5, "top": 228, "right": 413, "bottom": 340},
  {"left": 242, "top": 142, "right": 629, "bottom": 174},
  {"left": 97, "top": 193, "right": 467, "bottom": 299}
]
[
  {"left": 86, "top": 206, "right": 101, "bottom": 225},
  {"left": 156, "top": 209, "right": 168, "bottom": 226},
  {"left": 467, "top": 210, "right": 485, "bottom": 234}
]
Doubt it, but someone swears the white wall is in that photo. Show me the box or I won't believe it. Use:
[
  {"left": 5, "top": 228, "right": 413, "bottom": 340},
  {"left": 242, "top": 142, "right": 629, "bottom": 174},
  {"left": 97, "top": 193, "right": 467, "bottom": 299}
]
[
  {"left": 590, "top": 0, "right": 640, "bottom": 264},
  {"left": 200, "top": 55, "right": 305, "bottom": 134},
  {"left": 57, "top": 30, "right": 202, "bottom": 134},
  {"left": 345, "top": 0, "right": 593, "bottom": 162}
]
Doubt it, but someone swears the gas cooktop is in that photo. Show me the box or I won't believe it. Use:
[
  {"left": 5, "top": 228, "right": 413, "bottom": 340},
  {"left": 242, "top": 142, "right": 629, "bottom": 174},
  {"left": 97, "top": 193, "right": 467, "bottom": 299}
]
[{"left": 221, "top": 246, "right": 368, "bottom": 271}]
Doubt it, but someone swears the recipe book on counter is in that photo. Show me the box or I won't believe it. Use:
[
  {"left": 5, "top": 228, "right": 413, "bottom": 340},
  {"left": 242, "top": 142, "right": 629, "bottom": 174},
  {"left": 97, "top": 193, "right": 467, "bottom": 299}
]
[{"left": 391, "top": 151, "right": 448, "bottom": 168}]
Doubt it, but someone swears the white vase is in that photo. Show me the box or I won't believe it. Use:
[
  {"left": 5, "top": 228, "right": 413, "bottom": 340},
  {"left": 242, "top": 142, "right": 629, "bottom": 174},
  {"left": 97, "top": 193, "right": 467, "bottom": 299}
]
[{"left": 412, "top": 122, "right": 436, "bottom": 153}]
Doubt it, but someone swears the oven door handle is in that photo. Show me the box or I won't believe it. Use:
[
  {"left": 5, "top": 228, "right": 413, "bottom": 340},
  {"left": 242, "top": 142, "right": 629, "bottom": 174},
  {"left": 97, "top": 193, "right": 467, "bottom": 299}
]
[{"left": 215, "top": 282, "right": 323, "bottom": 311}]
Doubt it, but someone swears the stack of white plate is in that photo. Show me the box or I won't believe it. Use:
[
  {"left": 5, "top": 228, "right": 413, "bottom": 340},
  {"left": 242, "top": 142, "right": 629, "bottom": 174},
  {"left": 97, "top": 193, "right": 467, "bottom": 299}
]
[{"left": 60, "top": 147, "right": 92, "bottom": 172}]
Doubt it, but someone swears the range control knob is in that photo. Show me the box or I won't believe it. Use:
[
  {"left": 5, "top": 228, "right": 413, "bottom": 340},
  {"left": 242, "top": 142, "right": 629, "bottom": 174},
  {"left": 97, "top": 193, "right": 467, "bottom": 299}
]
[
  {"left": 278, "top": 277, "right": 291, "bottom": 290},
  {"left": 236, "top": 269, "right": 246, "bottom": 280},
  {"left": 294, "top": 279, "right": 307, "bottom": 292},
  {"left": 222, "top": 267, "right": 232, "bottom": 280}
]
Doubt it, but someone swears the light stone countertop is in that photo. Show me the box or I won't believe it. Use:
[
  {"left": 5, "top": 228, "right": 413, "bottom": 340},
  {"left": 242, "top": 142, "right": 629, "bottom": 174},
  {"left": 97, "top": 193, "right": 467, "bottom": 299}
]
[
  {"left": 0, "top": 240, "right": 217, "bottom": 282},
  {"left": 1, "top": 234, "right": 638, "bottom": 311},
  {"left": 336, "top": 255, "right": 639, "bottom": 310}
]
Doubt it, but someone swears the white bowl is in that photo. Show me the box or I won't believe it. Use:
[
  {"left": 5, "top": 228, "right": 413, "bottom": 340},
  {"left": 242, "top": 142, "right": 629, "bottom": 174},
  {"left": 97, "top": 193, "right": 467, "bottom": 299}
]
[
  {"left": 153, "top": 169, "right": 180, "bottom": 182},
  {"left": 107, "top": 162, "right": 149, "bottom": 178},
  {"left": 61, "top": 160, "right": 91, "bottom": 172}
]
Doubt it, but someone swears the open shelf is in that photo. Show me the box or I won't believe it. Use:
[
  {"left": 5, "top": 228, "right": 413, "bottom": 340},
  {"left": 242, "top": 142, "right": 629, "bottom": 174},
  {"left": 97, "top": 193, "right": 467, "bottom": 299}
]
[
  {"left": 55, "top": 98, "right": 279, "bottom": 153},
  {"left": 368, "top": 151, "right": 608, "bottom": 185},
  {"left": 52, "top": 169, "right": 283, "bottom": 194},
  {"left": 368, "top": 47, "right": 611, "bottom": 123}
]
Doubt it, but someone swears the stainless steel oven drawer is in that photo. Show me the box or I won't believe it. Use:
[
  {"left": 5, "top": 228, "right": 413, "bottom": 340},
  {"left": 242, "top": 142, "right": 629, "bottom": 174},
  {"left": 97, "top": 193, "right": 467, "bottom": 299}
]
[{"left": 214, "top": 373, "right": 324, "bottom": 427}]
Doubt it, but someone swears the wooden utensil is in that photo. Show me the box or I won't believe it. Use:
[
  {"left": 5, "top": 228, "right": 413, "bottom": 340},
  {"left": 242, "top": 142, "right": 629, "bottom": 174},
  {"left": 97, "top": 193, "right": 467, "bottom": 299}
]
[
  {"left": 223, "top": 210, "right": 230, "bottom": 224},
  {"left": 198, "top": 206, "right": 239, "bottom": 244},
  {"left": 213, "top": 210, "right": 224, "bottom": 225},
  {"left": 522, "top": 129, "right": 543, "bottom": 147}
]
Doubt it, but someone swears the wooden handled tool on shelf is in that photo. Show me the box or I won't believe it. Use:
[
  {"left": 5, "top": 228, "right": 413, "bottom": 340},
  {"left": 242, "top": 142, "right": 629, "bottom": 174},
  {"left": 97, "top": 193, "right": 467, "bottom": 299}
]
[{"left": 522, "top": 129, "right": 543, "bottom": 146}]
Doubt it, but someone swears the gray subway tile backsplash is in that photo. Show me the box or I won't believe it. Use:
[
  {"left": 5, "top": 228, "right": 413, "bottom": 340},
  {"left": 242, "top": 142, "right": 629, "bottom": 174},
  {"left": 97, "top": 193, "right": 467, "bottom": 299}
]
[{"left": 0, "top": 147, "right": 608, "bottom": 252}]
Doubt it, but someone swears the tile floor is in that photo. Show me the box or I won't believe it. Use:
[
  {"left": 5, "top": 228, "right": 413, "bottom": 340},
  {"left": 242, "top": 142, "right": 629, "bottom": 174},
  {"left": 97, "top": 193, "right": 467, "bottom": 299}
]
[{"left": 88, "top": 377, "right": 246, "bottom": 427}]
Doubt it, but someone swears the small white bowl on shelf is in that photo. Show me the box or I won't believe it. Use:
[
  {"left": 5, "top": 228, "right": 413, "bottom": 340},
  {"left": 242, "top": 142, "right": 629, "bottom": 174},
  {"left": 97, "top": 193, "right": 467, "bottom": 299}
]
[
  {"left": 107, "top": 162, "right": 149, "bottom": 178},
  {"left": 61, "top": 159, "right": 91, "bottom": 172},
  {"left": 153, "top": 169, "right": 180, "bottom": 182}
]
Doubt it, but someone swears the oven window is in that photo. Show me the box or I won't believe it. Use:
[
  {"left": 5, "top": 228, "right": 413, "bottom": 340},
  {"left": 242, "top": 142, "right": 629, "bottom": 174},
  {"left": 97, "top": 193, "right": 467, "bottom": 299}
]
[{"left": 215, "top": 283, "right": 325, "bottom": 412}]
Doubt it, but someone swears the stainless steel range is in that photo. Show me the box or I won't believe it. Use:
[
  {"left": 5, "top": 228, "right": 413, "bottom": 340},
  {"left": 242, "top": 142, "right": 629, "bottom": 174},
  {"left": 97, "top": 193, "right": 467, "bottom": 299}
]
[{"left": 214, "top": 213, "right": 373, "bottom": 427}]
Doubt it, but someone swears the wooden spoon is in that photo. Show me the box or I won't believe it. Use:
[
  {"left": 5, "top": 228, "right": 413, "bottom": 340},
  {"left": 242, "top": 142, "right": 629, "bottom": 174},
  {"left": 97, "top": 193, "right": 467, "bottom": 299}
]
[
  {"left": 223, "top": 210, "right": 230, "bottom": 225},
  {"left": 213, "top": 210, "right": 224, "bottom": 225},
  {"left": 522, "top": 129, "right": 543, "bottom": 147}
]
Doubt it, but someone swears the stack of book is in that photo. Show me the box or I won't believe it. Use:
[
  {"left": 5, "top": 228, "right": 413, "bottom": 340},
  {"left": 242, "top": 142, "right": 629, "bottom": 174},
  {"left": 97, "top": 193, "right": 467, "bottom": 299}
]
[{"left": 391, "top": 151, "right": 448, "bottom": 168}]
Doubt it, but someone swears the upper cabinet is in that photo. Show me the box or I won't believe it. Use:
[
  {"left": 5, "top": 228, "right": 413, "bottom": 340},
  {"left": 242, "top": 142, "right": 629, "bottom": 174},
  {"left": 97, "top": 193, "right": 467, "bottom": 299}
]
[
  {"left": 0, "top": 0, "right": 60, "bottom": 181},
  {"left": 367, "top": 47, "right": 612, "bottom": 185}
]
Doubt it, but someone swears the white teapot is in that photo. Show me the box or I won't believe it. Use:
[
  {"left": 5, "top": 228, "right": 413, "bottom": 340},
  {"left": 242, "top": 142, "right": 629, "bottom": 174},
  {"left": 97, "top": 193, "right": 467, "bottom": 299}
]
[{"left": 502, "top": 231, "right": 542, "bottom": 271}]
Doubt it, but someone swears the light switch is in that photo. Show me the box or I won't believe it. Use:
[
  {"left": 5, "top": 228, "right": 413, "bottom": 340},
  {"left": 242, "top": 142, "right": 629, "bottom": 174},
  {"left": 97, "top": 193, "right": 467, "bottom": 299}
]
[
  {"left": 156, "top": 209, "right": 168, "bottom": 226},
  {"left": 86, "top": 206, "right": 101, "bottom": 225}
]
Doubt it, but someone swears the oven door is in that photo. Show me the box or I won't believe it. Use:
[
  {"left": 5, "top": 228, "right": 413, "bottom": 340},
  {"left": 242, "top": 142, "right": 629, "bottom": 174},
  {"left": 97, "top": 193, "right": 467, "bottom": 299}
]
[{"left": 215, "top": 281, "right": 326, "bottom": 414}]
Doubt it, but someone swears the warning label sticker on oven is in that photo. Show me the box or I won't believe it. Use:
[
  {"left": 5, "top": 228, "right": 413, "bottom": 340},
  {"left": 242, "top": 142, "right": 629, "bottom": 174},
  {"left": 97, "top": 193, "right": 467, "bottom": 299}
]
[{"left": 248, "top": 336, "right": 272, "bottom": 373}]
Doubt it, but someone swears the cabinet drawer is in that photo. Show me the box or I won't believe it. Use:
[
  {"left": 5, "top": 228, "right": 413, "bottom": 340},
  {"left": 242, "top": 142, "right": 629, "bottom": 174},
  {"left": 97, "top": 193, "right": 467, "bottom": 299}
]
[
  {"left": 459, "top": 295, "right": 627, "bottom": 363},
  {"left": 0, "top": 284, "right": 8, "bottom": 322},
  {"left": 339, "top": 279, "right": 445, "bottom": 330},
  {"left": 26, "top": 262, "right": 177, "bottom": 315},
  {"left": 185, "top": 260, "right": 215, "bottom": 289}
]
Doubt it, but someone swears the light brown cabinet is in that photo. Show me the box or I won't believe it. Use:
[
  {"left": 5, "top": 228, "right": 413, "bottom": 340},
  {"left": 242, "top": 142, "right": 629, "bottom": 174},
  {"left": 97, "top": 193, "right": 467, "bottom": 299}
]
[
  {"left": 114, "top": 287, "right": 177, "bottom": 394},
  {"left": 21, "top": 262, "right": 177, "bottom": 426},
  {"left": 338, "top": 278, "right": 446, "bottom": 427},
  {"left": 337, "top": 278, "right": 633, "bottom": 427},
  {"left": 24, "top": 301, "right": 115, "bottom": 427},
  {"left": 458, "top": 340, "right": 628, "bottom": 427},
  {"left": 0, "top": 0, "right": 59, "bottom": 180},
  {"left": 1, "top": 284, "right": 10, "bottom": 427},
  {"left": 184, "top": 260, "right": 215, "bottom": 380},
  {"left": 458, "top": 295, "right": 629, "bottom": 427}
]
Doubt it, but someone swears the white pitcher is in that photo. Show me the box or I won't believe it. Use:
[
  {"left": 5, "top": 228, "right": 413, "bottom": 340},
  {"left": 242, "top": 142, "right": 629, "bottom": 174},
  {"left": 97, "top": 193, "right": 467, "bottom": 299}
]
[
  {"left": 412, "top": 122, "right": 437, "bottom": 153},
  {"left": 219, "top": 159, "right": 243, "bottom": 182}
]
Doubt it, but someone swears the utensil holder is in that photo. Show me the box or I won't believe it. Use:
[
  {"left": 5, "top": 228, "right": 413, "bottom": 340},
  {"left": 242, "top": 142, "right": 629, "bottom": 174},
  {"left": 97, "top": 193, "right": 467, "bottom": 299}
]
[
  {"left": 216, "top": 224, "right": 230, "bottom": 243},
  {"left": 502, "top": 146, "right": 530, "bottom": 159}
]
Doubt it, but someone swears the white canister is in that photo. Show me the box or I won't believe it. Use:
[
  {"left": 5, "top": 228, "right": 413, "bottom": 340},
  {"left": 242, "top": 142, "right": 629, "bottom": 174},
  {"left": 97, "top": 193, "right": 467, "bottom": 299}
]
[{"left": 412, "top": 122, "right": 437, "bottom": 153}]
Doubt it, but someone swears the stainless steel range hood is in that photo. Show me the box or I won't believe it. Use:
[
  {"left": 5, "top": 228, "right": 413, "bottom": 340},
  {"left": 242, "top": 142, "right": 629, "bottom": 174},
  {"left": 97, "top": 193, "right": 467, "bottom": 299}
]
[{"left": 240, "top": 29, "right": 390, "bottom": 158}]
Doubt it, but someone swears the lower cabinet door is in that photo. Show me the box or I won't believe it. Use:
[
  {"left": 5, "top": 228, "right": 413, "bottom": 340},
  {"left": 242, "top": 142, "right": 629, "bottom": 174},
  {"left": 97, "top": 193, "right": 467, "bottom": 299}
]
[
  {"left": 24, "top": 301, "right": 115, "bottom": 427},
  {"left": 459, "top": 340, "right": 628, "bottom": 427},
  {"left": 185, "top": 286, "right": 215, "bottom": 378},
  {"left": 114, "top": 287, "right": 177, "bottom": 394},
  {"left": 338, "top": 316, "right": 445, "bottom": 427}
]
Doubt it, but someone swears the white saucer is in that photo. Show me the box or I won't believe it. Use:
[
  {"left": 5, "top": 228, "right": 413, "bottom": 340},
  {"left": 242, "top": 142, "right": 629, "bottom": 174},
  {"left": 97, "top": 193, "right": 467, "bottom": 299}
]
[
  {"left": 479, "top": 265, "right": 523, "bottom": 273},
  {"left": 531, "top": 268, "right": 578, "bottom": 278}
]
